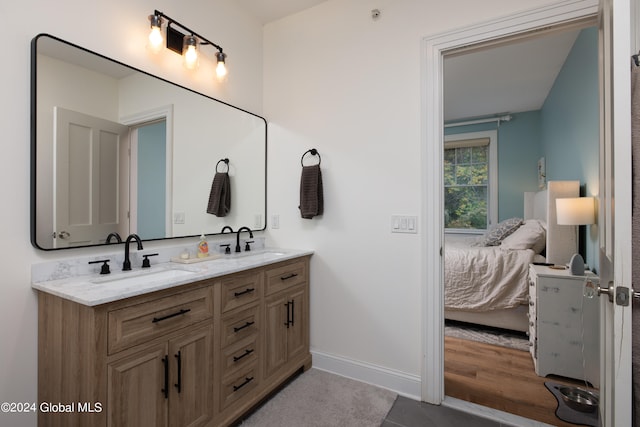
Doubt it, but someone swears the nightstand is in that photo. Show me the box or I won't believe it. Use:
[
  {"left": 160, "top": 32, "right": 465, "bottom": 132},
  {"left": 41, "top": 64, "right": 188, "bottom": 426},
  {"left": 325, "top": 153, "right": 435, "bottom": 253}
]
[{"left": 528, "top": 264, "right": 599, "bottom": 387}]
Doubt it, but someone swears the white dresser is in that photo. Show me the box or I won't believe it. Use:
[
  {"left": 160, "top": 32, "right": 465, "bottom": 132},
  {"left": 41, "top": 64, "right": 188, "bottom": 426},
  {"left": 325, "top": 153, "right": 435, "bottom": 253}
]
[{"left": 528, "top": 264, "right": 600, "bottom": 387}]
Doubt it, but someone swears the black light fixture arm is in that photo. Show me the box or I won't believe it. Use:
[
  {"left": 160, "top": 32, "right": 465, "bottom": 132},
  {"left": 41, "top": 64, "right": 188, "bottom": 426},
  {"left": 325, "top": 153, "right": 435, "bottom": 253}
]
[{"left": 153, "top": 10, "right": 224, "bottom": 54}]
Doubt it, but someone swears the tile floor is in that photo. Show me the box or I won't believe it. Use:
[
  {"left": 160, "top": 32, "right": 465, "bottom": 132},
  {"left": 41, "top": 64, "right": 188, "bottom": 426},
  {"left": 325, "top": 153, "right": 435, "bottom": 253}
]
[{"left": 382, "top": 396, "right": 506, "bottom": 427}]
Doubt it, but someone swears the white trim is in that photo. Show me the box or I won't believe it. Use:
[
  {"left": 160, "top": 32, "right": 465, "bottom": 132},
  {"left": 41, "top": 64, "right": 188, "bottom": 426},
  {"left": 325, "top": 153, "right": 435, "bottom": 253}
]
[
  {"left": 120, "top": 105, "right": 174, "bottom": 237},
  {"left": 444, "top": 129, "right": 498, "bottom": 228},
  {"left": 443, "top": 397, "right": 557, "bottom": 427},
  {"left": 420, "top": 0, "right": 598, "bottom": 407},
  {"left": 311, "top": 350, "right": 421, "bottom": 400}
]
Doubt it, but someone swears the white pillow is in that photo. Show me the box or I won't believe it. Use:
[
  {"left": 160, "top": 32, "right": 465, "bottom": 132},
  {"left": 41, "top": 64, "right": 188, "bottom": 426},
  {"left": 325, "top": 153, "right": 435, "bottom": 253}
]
[{"left": 500, "top": 219, "right": 546, "bottom": 253}]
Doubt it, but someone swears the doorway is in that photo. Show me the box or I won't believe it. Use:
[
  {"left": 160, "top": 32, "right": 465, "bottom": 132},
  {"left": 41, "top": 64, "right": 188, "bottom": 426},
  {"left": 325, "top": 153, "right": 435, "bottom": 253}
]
[{"left": 419, "top": 0, "right": 605, "bottom": 424}]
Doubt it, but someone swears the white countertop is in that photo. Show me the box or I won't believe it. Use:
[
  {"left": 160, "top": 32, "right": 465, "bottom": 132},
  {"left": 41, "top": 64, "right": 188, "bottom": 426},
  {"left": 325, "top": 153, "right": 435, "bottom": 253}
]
[{"left": 32, "top": 248, "right": 313, "bottom": 307}]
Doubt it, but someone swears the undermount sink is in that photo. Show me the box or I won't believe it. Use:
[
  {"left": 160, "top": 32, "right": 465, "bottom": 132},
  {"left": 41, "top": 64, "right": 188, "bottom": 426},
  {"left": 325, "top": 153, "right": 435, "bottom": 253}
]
[
  {"left": 231, "top": 250, "right": 286, "bottom": 259},
  {"left": 91, "top": 268, "right": 196, "bottom": 286}
]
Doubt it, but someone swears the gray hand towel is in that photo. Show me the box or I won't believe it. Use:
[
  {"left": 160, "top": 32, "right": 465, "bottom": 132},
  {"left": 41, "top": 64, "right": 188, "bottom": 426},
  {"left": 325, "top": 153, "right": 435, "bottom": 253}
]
[
  {"left": 299, "top": 164, "right": 323, "bottom": 219},
  {"left": 207, "top": 172, "right": 231, "bottom": 217}
]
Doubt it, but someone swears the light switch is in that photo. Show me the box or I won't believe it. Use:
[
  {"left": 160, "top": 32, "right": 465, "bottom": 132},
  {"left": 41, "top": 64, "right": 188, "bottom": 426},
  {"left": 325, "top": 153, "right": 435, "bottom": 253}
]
[
  {"left": 174, "top": 212, "right": 185, "bottom": 224},
  {"left": 391, "top": 215, "right": 418, "bottom": 234}
]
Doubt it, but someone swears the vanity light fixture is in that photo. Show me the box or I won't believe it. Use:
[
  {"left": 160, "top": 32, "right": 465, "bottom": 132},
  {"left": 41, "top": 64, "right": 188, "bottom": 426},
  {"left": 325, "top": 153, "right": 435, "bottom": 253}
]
[{"left": 147, "top": 10, "right": 227, "bottom": 79}]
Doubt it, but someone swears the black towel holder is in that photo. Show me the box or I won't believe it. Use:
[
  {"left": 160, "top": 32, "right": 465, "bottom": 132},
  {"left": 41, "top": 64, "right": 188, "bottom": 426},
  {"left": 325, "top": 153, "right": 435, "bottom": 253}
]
[
  {"left": 216, "top": 158, "right": 229, "bottom": 173},
  {"left": 301, "top": 149, "right": 321, "bottom": 167}
]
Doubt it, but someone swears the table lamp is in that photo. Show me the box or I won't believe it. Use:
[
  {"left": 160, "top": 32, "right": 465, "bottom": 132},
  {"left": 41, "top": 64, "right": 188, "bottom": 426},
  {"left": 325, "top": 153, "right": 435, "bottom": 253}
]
[{"left": 556, "top": 197, "right": 596, "bottom": 275}]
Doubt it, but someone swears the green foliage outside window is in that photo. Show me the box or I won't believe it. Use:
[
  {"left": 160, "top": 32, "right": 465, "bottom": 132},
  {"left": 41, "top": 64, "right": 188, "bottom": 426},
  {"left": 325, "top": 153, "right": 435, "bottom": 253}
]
[{"left": 444, "top": 146, "right": 489, "bottom": 230}]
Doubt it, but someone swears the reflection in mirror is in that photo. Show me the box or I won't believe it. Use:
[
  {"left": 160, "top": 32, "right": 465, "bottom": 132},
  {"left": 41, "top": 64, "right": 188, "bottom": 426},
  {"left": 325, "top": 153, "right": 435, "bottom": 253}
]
[{"left": 31, "top": 34, "right": 266, "bottom": 250}]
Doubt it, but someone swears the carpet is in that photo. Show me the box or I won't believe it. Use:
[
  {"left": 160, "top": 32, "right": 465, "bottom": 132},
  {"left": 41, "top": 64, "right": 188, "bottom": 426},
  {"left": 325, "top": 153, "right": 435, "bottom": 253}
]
[
  {"left": 444, "top": 320, "right": 530, "bottom": 351},
  {"left": 239, "top": 368, "right": 397, "bottom": 427}
]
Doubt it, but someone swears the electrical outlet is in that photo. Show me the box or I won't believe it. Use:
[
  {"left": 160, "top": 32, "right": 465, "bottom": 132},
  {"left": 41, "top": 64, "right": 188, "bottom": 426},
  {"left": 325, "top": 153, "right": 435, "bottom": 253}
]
[
  {"left": 271, "top": 214, "right": 280, "bottom": 229},
  {"left": 174, "top": 212, "right": 185, "bottom": 224}
]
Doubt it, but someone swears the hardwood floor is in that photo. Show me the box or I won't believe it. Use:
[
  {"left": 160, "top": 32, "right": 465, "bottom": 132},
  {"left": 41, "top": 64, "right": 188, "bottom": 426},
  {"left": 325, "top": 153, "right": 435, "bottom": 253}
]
[{"left": 444, "top": 335, "right": 594, "bottom": 426}]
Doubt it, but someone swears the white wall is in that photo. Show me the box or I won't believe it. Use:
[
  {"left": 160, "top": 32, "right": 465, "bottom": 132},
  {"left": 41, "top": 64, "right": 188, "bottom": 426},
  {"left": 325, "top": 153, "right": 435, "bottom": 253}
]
[
  {"left": 263, "top": 0, "right": 555, "bottom": 390},
  {"left": 0, "top": 1, "right": 262, "bottom": 425}
]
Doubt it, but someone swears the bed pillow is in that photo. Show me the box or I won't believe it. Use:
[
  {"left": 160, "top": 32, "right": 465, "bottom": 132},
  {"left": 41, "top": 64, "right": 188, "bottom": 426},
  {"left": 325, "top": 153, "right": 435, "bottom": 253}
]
[
  {"left": 500, "top": 219, "right": 546, "bottom": 253},
  {"left": 480, "top": 217, "right": 523, "bottom": 246}
]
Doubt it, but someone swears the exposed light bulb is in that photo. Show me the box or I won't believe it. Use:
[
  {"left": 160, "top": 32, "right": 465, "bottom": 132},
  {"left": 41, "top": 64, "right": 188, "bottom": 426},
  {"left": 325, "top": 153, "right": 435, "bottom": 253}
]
[
  {"left": 183, "top": 36, "right": 199, "bottom": 70},
  {"left": 216, "top": 51, "right": 227, "bottom": 80},
  {"left": 148, "top": 14, "right": 163, "bottom": 53}
]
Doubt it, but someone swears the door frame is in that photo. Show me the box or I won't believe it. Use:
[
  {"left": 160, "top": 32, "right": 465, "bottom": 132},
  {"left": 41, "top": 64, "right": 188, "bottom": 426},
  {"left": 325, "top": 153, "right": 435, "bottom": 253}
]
[{"left": 420, "top": 0, "right": 600, "bottom": 412}]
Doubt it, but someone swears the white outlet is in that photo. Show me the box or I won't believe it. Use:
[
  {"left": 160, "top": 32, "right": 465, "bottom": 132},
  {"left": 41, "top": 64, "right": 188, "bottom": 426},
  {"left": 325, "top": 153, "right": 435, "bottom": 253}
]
[
  {"left": 271, "top": 214, "right": 280, "bottom": 229},
  {"left": 391, "top": 215, "right": 418, "bottom": 234},
  {"left": 254, "top": 214, "right": 262, "bottom": 228},
  {"left": 174, "top": 212, "right": 185, "bottom": 224}
]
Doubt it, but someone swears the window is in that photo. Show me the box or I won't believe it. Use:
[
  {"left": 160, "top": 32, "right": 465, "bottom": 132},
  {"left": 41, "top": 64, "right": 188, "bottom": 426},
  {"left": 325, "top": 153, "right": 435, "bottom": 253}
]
[{"left": 444, "top": 130, "right": 497, "bottom": 232}]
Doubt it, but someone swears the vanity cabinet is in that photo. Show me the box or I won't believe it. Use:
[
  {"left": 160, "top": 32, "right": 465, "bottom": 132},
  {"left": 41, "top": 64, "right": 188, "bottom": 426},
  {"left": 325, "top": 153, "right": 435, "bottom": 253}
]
[
  {"left": 107, "top": 324, "right": 213, "bottom": 427},
  {"left": 37, "top": 254, "right": 311, "bottom": 427}
]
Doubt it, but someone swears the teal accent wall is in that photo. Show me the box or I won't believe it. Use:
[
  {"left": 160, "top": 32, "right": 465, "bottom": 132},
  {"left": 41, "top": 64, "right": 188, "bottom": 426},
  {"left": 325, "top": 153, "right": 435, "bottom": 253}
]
[
  {"left": 445, "top": 110, "right": 541, "bottom": 221},
  {"left": 137, "top": 121, "right": 166, "bottom": 240},
  {"left": 540, "top": 27, "right": 599, "bottom": 270}
]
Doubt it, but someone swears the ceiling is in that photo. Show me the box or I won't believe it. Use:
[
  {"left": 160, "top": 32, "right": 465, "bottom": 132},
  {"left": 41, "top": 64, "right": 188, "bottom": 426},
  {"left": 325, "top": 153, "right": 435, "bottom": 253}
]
[{"left": 443, "top": 29, "right": 582, "bottom": 122}]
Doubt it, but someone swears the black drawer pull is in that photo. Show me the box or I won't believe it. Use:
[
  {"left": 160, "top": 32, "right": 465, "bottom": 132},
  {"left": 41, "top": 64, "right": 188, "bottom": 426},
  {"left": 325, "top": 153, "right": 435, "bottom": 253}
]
[
  {"left": 284, "top": 302, "right": 291, "bottom": 327},
  {"left": 152, "top": 308, "right": 191, "bottom": 323},
  {"left": 233, "top": 321, "right": 255, "bottom": 332},
  {"left": 280, "top": 273, "right": 298, "bottom": 281},
  {"left": 233, "top": 348, "right": 254, "bottom": 362},
  {"left": 233, "top": 376, "right": 254, "bottom": 392},
  {"left": 174, "top": 351, "right": 182, "bottom": 393},
  {"left": 234, "top": 288, "right": 255, "bottom": 297}
]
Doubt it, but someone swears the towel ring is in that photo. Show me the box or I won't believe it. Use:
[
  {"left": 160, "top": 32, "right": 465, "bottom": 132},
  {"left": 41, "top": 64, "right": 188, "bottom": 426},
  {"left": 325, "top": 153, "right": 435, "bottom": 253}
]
[
  {"left": 301, "top": 149, "right": 321, "bottom": 167},
  {"left": 216, "top": 158, "right": 229, "bottom": 173}
]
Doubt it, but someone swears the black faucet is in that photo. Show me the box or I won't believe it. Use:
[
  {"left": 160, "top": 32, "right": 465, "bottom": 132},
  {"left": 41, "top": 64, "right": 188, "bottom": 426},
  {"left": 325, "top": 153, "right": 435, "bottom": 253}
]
[
  {"left": 235, "top": 227, "right": 253, "bottom": 253},
  {"left": 221, "top": 226, "right": 234, "bottom": 234},
  {"left": 123, "top": 234, "right": 143, "bottom": 271},
  {"left": 106, "top": 232, "right": 122, "bottom": 244}
]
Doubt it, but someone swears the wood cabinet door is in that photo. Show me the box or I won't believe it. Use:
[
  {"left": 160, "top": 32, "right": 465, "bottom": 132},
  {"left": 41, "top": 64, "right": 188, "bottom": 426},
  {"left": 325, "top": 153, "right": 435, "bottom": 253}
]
[
  {"left": 107, "top": 343, "right": 168, "bottom": 427},
  {"left": 286, "top": 286, "right": 308, "bottom": 362},
  {"left": 168, "top": 325, "right": 213, "bottom": 427},
  {"left": 264, "top": 294, "right": 288, "bottom": 378}
]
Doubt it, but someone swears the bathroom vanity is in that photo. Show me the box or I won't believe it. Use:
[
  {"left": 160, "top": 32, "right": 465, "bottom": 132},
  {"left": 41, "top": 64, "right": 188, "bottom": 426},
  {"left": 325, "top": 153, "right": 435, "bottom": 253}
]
[{"left": 33, "top": 249, "right": 312, "bottom": 427}]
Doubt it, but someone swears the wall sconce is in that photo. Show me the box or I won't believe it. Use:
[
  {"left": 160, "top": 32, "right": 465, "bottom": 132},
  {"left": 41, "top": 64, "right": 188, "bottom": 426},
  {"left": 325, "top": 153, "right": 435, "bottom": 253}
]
[
  {"left": 147, "top": 10, "right": 228, "bottom": 79},
  {"left": 556, "top": 196, "right": 596, "bottom": 275}
]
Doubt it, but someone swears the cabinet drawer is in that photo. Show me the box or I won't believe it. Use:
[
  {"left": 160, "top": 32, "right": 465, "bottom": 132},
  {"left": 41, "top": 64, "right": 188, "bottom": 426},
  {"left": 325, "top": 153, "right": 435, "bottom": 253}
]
[
  {"left": 220, "top": 272, "right": 262, "bottom": 313},
  {"left": 108, "top": 287, "right": 213, "bottom": 354},
  {"left": 265, "top": 260, "right": 307, "bottom": 296},
  {"left": 220, "top": 364, "right": 259, "bottom": 410},
  {"left": 221, "top": 336, "right": 259, "bottom": 378},
  {"left": 221, "top": 304, "right": 260, "bottom": 348}
]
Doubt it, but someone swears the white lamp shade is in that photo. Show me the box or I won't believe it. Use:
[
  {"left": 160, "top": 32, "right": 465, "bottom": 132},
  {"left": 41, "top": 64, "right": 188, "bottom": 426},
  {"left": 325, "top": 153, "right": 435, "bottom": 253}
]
[{"left": 556, "top": 197, "right": 596, "bottom": 225}]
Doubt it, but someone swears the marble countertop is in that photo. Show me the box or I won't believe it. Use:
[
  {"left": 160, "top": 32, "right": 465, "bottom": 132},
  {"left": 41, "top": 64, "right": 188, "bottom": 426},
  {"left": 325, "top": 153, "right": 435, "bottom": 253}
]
[{"left": 32, "top": 248, "right": 313, "bottom": 307}]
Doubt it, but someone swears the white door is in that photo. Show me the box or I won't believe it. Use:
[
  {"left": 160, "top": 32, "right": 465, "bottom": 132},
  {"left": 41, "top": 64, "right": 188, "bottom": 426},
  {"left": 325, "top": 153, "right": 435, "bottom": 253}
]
[
  {"left": 53, "top": 107, "right": 129, "bottom": 248},
  {"left": 597, "top": 0, "right": 633, "bottom": 425}
]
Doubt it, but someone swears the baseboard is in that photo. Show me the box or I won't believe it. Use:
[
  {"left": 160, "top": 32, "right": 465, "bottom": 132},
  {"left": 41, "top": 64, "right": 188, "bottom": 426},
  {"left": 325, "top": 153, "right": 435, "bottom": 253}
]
[{"left": 310, "top": 350, "right": 421, "bottom": 400}]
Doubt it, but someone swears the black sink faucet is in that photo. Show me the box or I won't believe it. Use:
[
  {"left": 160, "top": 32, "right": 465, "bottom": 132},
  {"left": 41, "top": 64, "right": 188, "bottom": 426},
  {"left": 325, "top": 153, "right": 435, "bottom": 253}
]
[
  {"left": 235, "top": 227, "right": 253, "bottom": 253},
  {"left": 106, "top": 232, "right": 122, "bottom": 244},
  {"left": 221, "top": 226, "right": 234, "bottom": 234},
  {"left": 123, "top": 234, "right": 143, "bottom": 271}
]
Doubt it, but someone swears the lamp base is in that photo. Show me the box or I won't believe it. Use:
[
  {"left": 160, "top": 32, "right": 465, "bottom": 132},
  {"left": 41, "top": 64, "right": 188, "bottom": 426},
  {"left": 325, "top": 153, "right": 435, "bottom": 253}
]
[{"left": 569, "top": 253, "right": 585, "bottom": 276}]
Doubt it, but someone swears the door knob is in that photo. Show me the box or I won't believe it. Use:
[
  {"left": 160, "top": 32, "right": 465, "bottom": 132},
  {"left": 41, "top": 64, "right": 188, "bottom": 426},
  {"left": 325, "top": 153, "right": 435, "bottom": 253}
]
[{"left": 57, "top": 230, "right": 70, "bottom": 240}]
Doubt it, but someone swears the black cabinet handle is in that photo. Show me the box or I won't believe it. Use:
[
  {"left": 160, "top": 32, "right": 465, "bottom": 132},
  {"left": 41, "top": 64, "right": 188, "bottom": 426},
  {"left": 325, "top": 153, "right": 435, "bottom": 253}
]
[
  {"left": 290, "top": 299, "right": 295, "bottom": 327},
  {"left": 152, "top": 308, "right": 191, "bottom": 323},
  {"left": 233, "top": 376, "right": 254, "bottom": 392},
  {"left": 284, "top": 302, "right": 291, "bottom": 328},
  {"left": 233, "top": 321, "right": 255, "bottom": 333},
  {"left": 233, "top": 348, "right": 254, "bottom": 362},
  {"left": 174, "top": 351, "right": 182, "bottom": 393},
  {"left": 161, "top": 355, "right": 169, "bottom": 399},
  {"left": 280, "top": 273, "right": 298, "bottom": 281},
  {"left": 234, "top": 288, "right": 255, "bottom": 297}
]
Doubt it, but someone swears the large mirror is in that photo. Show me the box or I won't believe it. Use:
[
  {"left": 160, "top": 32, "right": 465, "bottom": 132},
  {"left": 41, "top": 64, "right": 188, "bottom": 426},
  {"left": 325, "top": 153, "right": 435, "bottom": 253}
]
[{"left": 31, "top": 34, "right": 266, "bottom": 250}]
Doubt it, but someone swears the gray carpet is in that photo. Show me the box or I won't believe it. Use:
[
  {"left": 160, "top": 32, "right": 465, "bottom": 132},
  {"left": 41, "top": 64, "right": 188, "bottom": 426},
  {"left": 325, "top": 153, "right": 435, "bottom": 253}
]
[
  {"left": 444, "top": 321, "right": 529, "bottom": 351},
  {"left": 240, "top": 368, "right": 397, "bottom": 426}
]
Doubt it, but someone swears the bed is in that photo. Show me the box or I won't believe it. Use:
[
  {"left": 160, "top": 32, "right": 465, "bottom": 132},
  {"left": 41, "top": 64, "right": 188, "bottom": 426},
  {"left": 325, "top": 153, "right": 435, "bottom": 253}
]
[{"left": 444, "top": 181, "right": 579, "bottom": 332}]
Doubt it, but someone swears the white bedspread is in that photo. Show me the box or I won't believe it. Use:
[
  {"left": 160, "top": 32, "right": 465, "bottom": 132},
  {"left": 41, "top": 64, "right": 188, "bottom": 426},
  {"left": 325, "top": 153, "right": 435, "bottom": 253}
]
[{"left": 444, "top": 236, "right": 535, "bottom": 311}]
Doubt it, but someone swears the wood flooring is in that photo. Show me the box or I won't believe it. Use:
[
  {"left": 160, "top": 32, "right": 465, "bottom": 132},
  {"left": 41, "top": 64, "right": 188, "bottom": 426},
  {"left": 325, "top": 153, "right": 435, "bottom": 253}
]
[{"left": 444, "top": 335, "right": 595, "bottom": 427}]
